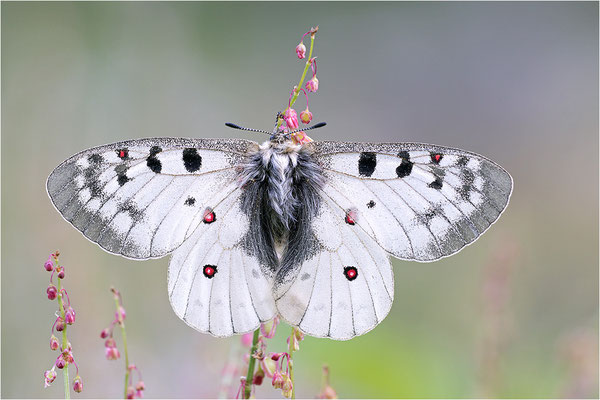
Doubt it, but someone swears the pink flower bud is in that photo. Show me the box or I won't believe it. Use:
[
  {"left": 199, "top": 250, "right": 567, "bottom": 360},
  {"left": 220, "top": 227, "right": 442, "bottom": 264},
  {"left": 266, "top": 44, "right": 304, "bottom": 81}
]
[
  {"left": 253, "top": 368, "right": 265, "bottom": 385},
  {"left": 55, "top": 317, "right": 65, "bottom": 332},
  {"left": 299, "top": 108, "right": 313, "bottom": 124},
  {"left": 281, "top": 375, "right": 293, "bottom": 398},
  {"left": 100, "top": 328, "right": 110, "bottom": 339},
  {"left": 284, "top": 108, "right": 299, "bottom": 130},
  {"left": 55, "top": 357, "right": 66, "bottom": 369},
  {"left": 65, "top": 307, "right": 76, "bottom": 325},
  {"left": 44, "top": 259, "right": 54, "bottom": 272},
  {"left": 44, "top": 369, "right": 57, "bottom": 387},
  {"left": 272, "top": 370, "right": 285, "bottom": 389},
  {"left": 261, "top": 357, "right": 277, "bottom": 378},
  {"left": 271, "top": 352, "right": 282, "bottom": 361},
  {"left": 260, "top": 316, "right": 280, "bottom": 339},
  {"left": 306, "top": 76, "right": 319, "bottom": 92},
  {"left": 295, "top": 42, "right": 306, "bottom": 59},
  {"left": 47, "top": 285, "right": 58, "bottom": 300},
  {"left": 135, "top": 381, "right": 145, "bottom": 391},
  {"left": 62, "top": 350, "right": 74, "bottom": 364},
  {"left": 57, "top": 267, "right": 65, "bottom": 280},
  {"left": 291, "top": 131, "right": 313, "bottom": 145},
  {"left": 126, "top": 386, "right": 135, "bottom": 399},
  {"left": 105, "top": 338, "right": 116, "bottom": 348},
  {"left": 105, "top": 346, "right": 120, "bottom": 360},
  {"left": 73, "top": 375, "right": 83, "bottom": 393},
  {"left": 50, "top": 335, "right": 60, "bottom": 351},
  {"left": 116, "top": 306, "right": 126, "bottom": 322}
]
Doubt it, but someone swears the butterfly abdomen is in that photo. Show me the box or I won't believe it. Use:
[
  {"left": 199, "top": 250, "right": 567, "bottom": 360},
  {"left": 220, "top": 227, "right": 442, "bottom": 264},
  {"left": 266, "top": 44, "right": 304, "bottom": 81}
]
[{"left": 238, "top": 142, "right": 325, "bottom": 272}]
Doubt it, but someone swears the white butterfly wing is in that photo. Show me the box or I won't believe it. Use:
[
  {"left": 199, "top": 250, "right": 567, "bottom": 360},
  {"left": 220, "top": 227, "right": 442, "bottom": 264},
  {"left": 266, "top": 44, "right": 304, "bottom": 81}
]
[
  {"left": 168, "top": 190, "right": 277, "bottom": 336},
  {"left": 274, "top": 141, "right": 512, "bottom": 340},
  {"left": 48, "top": 137, "right": 278, "bottom": 336},
  {"left": 46, "top": 138, "right": 253, "bottom": 259},
  {"left": 311, "top": 141, "right": 513, "bottom": 262},
  {"left": 274, "top": 191, "right": 394, "bottom": 340}
]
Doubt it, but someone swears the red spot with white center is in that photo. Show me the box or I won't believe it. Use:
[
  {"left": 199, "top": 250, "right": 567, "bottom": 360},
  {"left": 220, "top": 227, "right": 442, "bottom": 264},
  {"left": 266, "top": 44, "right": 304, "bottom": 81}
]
[
  {"left": 203, "top": 208, "right": 216, "bottom": 224},
  {"left": 345, "top": 209, "right": 358, "bottom": 225},
  {"left": 203, "top": 265, "right": 217, "bottom": 279},
  {"left": 343, "top": 266, "right": 358, "bottom": 281},
  {"left": 117, "top": 149, "right": 128, "bottom": 159},
  {"left": 431, "top": 153, "right": 443, "bottom": 164}
]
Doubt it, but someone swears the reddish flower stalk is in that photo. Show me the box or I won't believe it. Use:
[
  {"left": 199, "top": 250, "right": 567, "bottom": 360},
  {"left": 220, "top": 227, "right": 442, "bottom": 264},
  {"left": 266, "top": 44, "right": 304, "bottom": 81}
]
[
  {"left": 101, "top": 287, "right": 144, "bottom": 399},
  {"left": 43, "top": 251, "right": 83, "bottom": 398}
]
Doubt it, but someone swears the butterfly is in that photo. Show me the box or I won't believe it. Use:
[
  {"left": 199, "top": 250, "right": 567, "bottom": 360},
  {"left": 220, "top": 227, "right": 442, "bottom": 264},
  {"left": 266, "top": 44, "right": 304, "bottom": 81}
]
[{"left": 46, "top": 126, "right": 512, "bottom": 340}]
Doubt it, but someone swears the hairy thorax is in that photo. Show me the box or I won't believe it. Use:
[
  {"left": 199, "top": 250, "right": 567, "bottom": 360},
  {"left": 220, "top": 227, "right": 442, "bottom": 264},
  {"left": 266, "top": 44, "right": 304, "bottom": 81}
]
[{"left": 238, "top": 141, "right": 324, "bottom": 272}]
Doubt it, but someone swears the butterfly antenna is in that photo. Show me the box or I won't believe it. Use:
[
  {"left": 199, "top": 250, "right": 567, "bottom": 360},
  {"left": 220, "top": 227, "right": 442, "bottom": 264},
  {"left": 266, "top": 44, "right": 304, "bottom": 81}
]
[
  {"left": 225, "top": 123, "right": 271, "bottom": 135},
  {"left": 288, "top": 122, "right": 327, "bottom": 135}
]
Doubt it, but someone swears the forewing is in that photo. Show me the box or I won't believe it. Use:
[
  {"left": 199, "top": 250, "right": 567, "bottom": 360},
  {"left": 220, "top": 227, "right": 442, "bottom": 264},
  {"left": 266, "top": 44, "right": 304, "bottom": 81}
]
[
  {"left": 168, "top": 192, "right": 277, "bottom": 336},
  {"left": 309, "top": 141, "right": 513, "bottom": 262},
  {"left": 274, "top": 192, "right": 394, "bottom": 340},
  {"left": 46, "top": 137, "right": 257, "bottom": 259}
]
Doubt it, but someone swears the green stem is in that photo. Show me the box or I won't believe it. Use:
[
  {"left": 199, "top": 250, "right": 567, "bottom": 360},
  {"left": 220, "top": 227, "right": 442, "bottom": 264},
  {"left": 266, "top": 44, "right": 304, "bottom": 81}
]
[
  {"left": 289, "top": 33, "right": 315, "bottom": 109},
  {"left": 288, "top": 327, "right": 296, "bottom": 400},
  {"left": 57, "top": 277, "right": 70, "bottom": 400},
  {"left": 243, "top": 329, "right": 260, "bottom": 399},
  {"left": 114, "top": 295, "right": 130, "bottom": 398}
]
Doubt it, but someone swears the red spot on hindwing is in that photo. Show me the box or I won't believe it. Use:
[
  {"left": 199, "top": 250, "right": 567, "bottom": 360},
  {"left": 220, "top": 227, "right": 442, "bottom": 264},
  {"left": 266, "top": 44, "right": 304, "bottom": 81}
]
[
  {"left": 343, "top": 266, "right": 358, "bottom": 281},
  {"left": 117, "top": 149, "right": 128, "bottom": 159},
  {"left": 345, "top": 209, "right": 358, "bottom": 225},
  {"left": 203, "top": 265, "right": 217, "bottom": 278},
  {"left": 203, "top": 208, "right": 216, "bottom": 224}
]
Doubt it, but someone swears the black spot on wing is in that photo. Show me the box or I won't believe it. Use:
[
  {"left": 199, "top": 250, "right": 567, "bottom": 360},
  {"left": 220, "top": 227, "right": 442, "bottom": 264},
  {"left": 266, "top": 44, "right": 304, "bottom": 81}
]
[
  {"left": 117, "top": 173, "right": 129, "bottom": 186},
  {"left": 184, "top": 196, "right": 195, "bottom": 206},
  {"left": 367, "top": 200, "right": 376, "bottom": 208},
  {"left": 396, "top": 151, "right": 413, "bottom": 178},
  {"left": 147, "top": 156, "right": 162, "bottom": 173},
  {"left": 149, "top": 146, "right": 162, "bottom": 157},
  {"left": 428, "top": 176, "right": 443, "bottom": 190},
  {"left": 358, "top": 152, "right": 377, "bottom": 177},
  {"left": 457, "top": 156, "right": 469, "bottom": 167},
  {"left": 183, "top": 148, "right": 202, "bottom": 172},
  {"left": 88, "top": 153, "right": 103, "bottom": 164},
  {"left": 460, "top": 169, "right": 475, "bottom": 200}
]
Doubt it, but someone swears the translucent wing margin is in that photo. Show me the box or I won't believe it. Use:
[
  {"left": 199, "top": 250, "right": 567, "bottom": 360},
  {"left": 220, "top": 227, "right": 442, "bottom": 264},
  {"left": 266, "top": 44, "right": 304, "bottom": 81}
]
[
  {"left": 46, "top": 137, "right": 258, "bottom": 259},
  {"left": 308, "top": 141, "right": 513, "bottom": 262}
]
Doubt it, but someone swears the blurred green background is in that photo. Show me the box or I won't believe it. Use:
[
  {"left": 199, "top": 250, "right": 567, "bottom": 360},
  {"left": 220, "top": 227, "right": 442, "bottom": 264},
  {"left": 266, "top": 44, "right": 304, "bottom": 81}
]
[{"left": 2, "top": 2, "right": 598, "bottom": 398}]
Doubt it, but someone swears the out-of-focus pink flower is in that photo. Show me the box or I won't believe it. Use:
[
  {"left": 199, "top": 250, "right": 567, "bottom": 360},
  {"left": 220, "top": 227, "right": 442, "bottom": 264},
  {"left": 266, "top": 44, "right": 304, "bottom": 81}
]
[
  {"left": 295, "top": 42, "right": 306, "bottom": 59},
  {"left": 105, "top": 338, "right": 116, "bottom": 348},
  {"left": 116, "top": 306, "right": 126, "bottom": 322},
  {"left": 272, "top": 370, "right": 285, "bottom": 389},
  {"left": 291, "top": 131, "right": 313, "bottom": 145},
  {"left": 281, "top": 375, "right": 293, "bottom": 398},
  {"left": 65, "top": 307, "right": 76, "bottom": 325},
  {"left": 50, "top": 335, "right": 60, "bottom": 351},
  {"left": 55, "top": 317, "right": 65, "bottom": 332},
  {"left": 241, "top": 332, "right": 253, "bottom": 347},
  {"left": 44, "top": 259, "right": 54, "bottom": 272},
  {"left": 105, "top": 346, "right": 120, "bottom": 360},
  {"left": 44, "top": 368, "right": 57, "bottom": 387},
  {"left": 306, "top": 76, "right": 319, "bottom": 92},
  {"left": 100, "top": 328, "right": 110, "bottom": 339},
  {"left": 300, "top": 108, "right": 313, "bottom": 124},
  {"left": 57, "top": 267, "right": 65, "bottom": 279},
  {"left": 47, "top": 285, "right": 58, "bottom": 300},
  {"left": 260, "top": 316, "right": 280, "bottom": 339},
  {"left": 135, "top": 381, "right": 145, "bottom": 391},
  {"left": 55, "top": 357, "right": 66, "bottom": 369},
  {"left": 261, "top": 356, "right": 277, "bottom": 378},
  {"left": 126, "top": 386, "right": 135, "bottom": 399},
  {"left": 73, "top": 375, "right": 83, "bottom": 393},
  {"left": 284, "top": 108, "right": 299, "bottom": 130},
  {"left": 253, "top": 367, "right": 265, "bottom": 385}
]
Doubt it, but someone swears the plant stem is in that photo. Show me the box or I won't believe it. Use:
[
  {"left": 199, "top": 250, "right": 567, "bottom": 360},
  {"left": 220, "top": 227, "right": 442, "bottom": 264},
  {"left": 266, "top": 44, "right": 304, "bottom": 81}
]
[
  {"left": 114, "top": 295, "right": 130, "bottom": 398},
  {"left": 288, "top": 327, "right": 296, "bottom": 400},
  {"left": 243, "top": 328, "right": 260, "bottom": 399},
  {"left": 57, "top": 277, "right": 70, "bottom": 400},
  {"left": 289, "top": 33, "right": 315, "bottom": 108}
]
